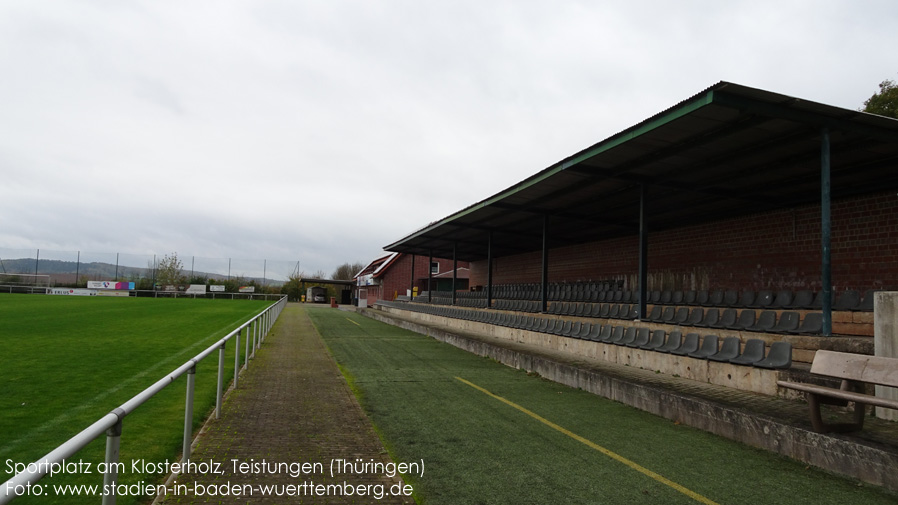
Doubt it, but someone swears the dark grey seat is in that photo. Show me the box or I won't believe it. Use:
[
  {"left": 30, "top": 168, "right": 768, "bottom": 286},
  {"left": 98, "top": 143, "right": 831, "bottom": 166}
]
[
  {"left": 537, "top": 318, "right": 550, "bottom": 332},
  {"left": 599, "top": 304, "right": 611, "bottom": 318},
  {"left": 753, "top": 341, "right": 792, "bottom": 369},
  {"left": 650, "top": 290, "right": 661, "bottom": 304},
  {"left": 554, "top": 320, "right": 572, "bottom": 335},
  {"left": 736, "top": 290, "right": 755, "bottom": 307},
  {"left": 627, "top": 327, "right": 651, "bottom": 348},
  {"left": 809, "top": 290, "right": 828, "bottom": 310},
  {"left": 618, "top": 304, "right": 632, "bottom": 320},
  {"left": 729, "top": 339, "right": 766, "bottom": 365},
  {"left": 707, "top": 336, "right": 741, "bottom": 362},
  {"left": 647, "top": 305, "right": 664, "bottom": 322},
  {"left": 575, "top": 322, "right": 592, "bottom": 339},
  {"left": 752, "top": 290, "right": 774, "bottom": 309},
  {"left": 607, "top": 326, "right": 625, "bottom": 344},
  {"left": 609, "top": 304, "right": 621, "bottom": 318},
  {"left": 788, "top": 312, "right": 822, "bottom": 335},
  {"left": 655, "top": 330, "right": 683, "bottom": 353},
  {"left": 586, "top": 323, "right": 602, "bottom": 340},
  {"left": 723, "top": 290, "right": 739, "bottom": 307},
  {"left": 859, "top": 290, "right": 878, "bottom": 311},
  {"left": 659, "top": 290, "right": 673, "bottom": 305},
  {"left": 710, "top": 308, "right": 736, "bottom": 329},
  {"left": 707, "top": 290, "right": 724, "bottom": 307},
  {"left": 684, "top": 307, "right": 704, "bottom": 326},
  {"left": 688, "top": 334, "right": 720, "bottom": 359},
  {"left": 833, "top": 289, "right": 860, "bottom": 311},
  {"left": 671, "top": 291, "right": 684, "bottom": 305},
  {"left": 787, "top": 290, "right": 814, "bottom": 309},
  {"left": 670, "top": 333, "right": 701, "bottom": 356},
  {"left": 564, "top": 321, "right": 582, "bottom": 337},
  {"left": 771, "top": 290, "right": 793, "bottom": 308},
  {"left": 660, "top": 306, "right": 676, "bottom": 323},
  {"left": 771, "top": 311, "right": 800, "bottom": 333},
  {"left": 641, "top": 329, "right": 667, "bottom": 350},
  {"left": 695, "top": 308, "right": 719, "bottom": 327},
  {"left": 746, "top": 310, "right": 777, "bottom": 332},
  {"left": 597, "top": 324, "right": 614, "bottom": 342},
  {"left": 683, "top": 291, "right": 697, "bottom": 305},
  {"left": 617, "top": 326, "right": 638, "bottom": 346},
  {"left": 673, "top": 307, "right": 690, "bottom": 325},
  {"left": 696, "top": 290, "right": 710, "bottom": 306}
]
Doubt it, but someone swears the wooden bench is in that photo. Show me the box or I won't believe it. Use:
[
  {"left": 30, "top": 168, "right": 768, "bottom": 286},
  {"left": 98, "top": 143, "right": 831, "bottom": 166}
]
[{"left": 777, "top": 350, "right": 898, "bottom": 433}]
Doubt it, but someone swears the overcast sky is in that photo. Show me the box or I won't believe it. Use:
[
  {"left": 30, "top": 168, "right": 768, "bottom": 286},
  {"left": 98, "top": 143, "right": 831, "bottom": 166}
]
[{"left": 1, "top": 0, "right": 896, "bottom": 278}]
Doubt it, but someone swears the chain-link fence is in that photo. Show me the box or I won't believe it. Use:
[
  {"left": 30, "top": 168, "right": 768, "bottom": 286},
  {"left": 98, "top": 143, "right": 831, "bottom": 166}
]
[{"left": 0, "top": 248, "right": 300, "bottom": 290}]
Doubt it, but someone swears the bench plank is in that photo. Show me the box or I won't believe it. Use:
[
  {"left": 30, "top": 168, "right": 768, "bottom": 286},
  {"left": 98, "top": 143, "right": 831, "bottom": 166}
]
[
  {"left": 777, "top": 380, "right": 898, "bottom": 410},
  {"left": 811, "top": 350, "right": 898, "bottom": 387}
]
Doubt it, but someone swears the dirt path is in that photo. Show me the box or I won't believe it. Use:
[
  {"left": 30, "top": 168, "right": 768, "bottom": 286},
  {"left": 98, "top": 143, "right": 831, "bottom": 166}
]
[{"left": 158, "top": 304, "right": 414, "bottom": 504}]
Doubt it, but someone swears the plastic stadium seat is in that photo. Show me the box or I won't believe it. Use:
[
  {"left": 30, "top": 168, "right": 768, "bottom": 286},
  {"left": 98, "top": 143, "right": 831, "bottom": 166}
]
[
  {"left": 696, "top": 290, "right": 710, "bottom": 306},
  {"left": 771, "top": 290, "right": 794, "bottom": 308},
  {"left": 627, "top": 327, "right": 651, "bottom": 348},
  {"left": 641, "top": 330, "right": 667, "bottom": 350},
  {"left": 723, "top": 290, "right": 739, "bottom": 307},
  {"left": 687, "top": 334, "right": 719, "bottom": 359},
  {"left": 771, "top": 311, "right": 800, "bottom": 333},
  {"left": 597, "top": 325, "right": 614, "bottom": 342},
  {"left": 685, "top": 308, "right": 704, "bottom": 326},
  {"left": 736, "top": 290, "right": 755, "bottom": 308},
  {"left": 670, "top": 333, "right": 701, "bottom": 356},
  {"left": 710, "top": 308, "right": 735, "bottom": 329},
  {"left": 752, "top": 290, "right": 774, "bottom": 309},
  {"left": 537, "top": 319, "right": 550, "bottom": 332},
  {"left": 673, "top": 307, "right": 690, "bottom": 325},
  {"left": 683, "top": 291, "right": 697, "bottom": 305},
  {"left": 808, "top": 290, "right": 827, "bottom": 310},
  {"left": 543, "top": 320, "right": 558, "bottom": 334},
  {"left": 609, "top": 304, "right": 621, "bottom": 319},
  {"left": 565, "top": 321, "right": 582, "bottom": 337},
  {"left": 655, "top": 330, "right": 683, "bottom": 353},
  {"left": 858, "top": 289, "right": 877, "bottom": 311},
  {"left": 832, "top": 289, "right": 860, "bottom": 310},
  {"left": 555, "top": 320, "right": 573, "bottom": 336},
  {"left": 599, "top": 304, "right": 611, "bottom": 318},
  {"left": 586, "top": 323, "right": 602, "bottom": 340},
  {"left": 746, "top": 310, "right": 777, "bottom": 332},
  {"left": 788, "top": 312, "right": 822, "bottom": 335},
  {"left": 659, "top": 291, "right": 673, "bottom": 305},
  {"left": 661, "top": 306, "right": 676, "bottom": 323},
  {"left": 618, "top": 304, "right": 632, "bottom": 320},
  {"left": 707, "top": 336, "right": 742, "bottom": 362},
  {"left": 576, "top": 322, "right": 593, "bottom": 339},
  {"left": 650, "top": 290, "right": 662, "bottom": 304},
  {"left": 753, "top": 341, "right": 792, "bottom": 369},
  {"left": 617, "top": 327, "right": 638, "bottom": 346},
  {"left": 647, "top": 305, "right": 664, "bottom": 322},
  {"left": 787, "top": 290, "right": 814, "bottom": 310},
  {"left": 729, "top": 339, "right": 766, "bottom": 366},
  {"left": 607, "top": 326, "right": 625, "bottom": 344},
  {"left": 671, "top": 291, "right": 685, "bottom": 305}
]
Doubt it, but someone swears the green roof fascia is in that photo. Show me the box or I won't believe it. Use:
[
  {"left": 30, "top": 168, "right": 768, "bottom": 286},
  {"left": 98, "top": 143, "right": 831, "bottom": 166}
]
[{"left": 384, "top": 89, "right": 718, "bottom": 252}]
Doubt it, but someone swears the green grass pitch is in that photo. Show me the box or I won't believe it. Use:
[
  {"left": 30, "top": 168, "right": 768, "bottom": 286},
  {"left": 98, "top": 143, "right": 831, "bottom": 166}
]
[
  {"left": 0, "top": 294, "right": 270, "bottom": 505},
  {"left": 306, "top": 306, "right": 898, "bottom": 505}
]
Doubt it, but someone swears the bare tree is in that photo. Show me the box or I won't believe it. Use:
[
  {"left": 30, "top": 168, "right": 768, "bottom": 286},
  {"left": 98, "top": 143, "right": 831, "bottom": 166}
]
[{"left": 332, "top": 262, "right": 365, "bottom": 281}]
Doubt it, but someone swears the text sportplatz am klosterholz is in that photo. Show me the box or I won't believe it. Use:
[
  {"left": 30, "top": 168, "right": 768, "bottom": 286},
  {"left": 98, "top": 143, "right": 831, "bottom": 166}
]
[{"left": 4, "top": 457, "right": 421, "bottom": 499}]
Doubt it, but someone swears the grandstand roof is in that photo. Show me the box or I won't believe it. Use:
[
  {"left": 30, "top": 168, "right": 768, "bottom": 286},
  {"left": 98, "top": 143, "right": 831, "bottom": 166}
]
[{"left": 384, "top": 81, "right": 898, "bottom": 262}]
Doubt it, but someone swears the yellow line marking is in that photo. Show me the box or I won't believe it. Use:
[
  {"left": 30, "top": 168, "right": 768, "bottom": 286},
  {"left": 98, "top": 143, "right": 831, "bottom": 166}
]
[
  {"left": 346, "top": 318, "right": 361, "bottom": 326},
  {"left": 455, "top": 377, "right": 721, "bottom": 505}
]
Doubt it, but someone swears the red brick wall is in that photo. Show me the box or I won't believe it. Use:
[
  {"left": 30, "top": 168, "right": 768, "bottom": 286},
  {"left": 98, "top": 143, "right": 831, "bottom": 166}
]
[
  {"left": 469, "top": 191, "right": 898, "bottom": 293},
  {"left": 379, "top": 254, "right": 469, "bottom": 301}
]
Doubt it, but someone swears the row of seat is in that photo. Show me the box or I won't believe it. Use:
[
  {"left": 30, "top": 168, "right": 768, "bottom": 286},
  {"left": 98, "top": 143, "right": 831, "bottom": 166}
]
[{"left": 377, "top": 301, "right": 791, "bottom": 369}]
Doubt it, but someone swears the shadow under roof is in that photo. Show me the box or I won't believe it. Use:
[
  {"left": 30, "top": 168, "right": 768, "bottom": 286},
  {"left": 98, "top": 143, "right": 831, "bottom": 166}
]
[{"left": 384, "top": 81, "right": 898, "bottom": 262}]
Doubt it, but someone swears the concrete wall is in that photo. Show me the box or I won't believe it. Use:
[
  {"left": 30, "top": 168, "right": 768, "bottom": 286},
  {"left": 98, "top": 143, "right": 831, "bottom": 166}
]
[{"left": 874, "top": 291, "right": 898, "bottom": 421}]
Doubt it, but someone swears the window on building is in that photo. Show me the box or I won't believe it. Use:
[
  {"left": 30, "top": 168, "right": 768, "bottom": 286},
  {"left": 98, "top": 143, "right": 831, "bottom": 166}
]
[{"left": 431, "top": 261, "right": 439, "bottom": 275}]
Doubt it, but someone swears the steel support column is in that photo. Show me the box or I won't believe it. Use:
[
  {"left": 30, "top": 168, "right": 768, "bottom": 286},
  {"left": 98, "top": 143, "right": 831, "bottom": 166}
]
[
  {"left": 821, "top": 129, "right": 832, "bottom": 336},
  {"left": 541, "top": 215, "right": 549, "bottom": 313},
  {"left": 486, "top": 232, "right": 493, "bottom": 309},
  {"left": 452, "top": 242, "right": 458, "bottom": 306},
  {"left": 410, "top": 254, "right": 416, "bottom": 299},
  {"left": 638, "top": 184, "right": 649, "bottom": 320}
]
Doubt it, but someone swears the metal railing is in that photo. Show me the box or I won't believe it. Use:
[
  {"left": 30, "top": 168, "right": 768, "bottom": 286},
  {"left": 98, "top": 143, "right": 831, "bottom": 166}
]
[{"left": 0, "top": 296, "right": 288, "bottom": 505}]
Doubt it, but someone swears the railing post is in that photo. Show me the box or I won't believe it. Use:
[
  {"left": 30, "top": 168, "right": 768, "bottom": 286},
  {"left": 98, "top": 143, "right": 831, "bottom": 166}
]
[
  {"left": 101, "top": 414, "right": 124, "bottom": 505},
  {"left": 216, "top": 343, "right": 225, "bottom": 419},
  {"left": 233, "top": 331, "right": 240, "bottom": 389},
  {"left": 244, "top": 326, "right": 250, "bottom": 368},
  {"left": 182, "top": 364, "right": 196, "bottom": 464}
]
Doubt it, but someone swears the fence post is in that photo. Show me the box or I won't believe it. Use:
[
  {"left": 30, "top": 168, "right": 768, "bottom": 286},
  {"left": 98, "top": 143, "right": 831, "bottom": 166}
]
[
  {"left": 216, "top": 343, "right": 225, "bottom": 419},
  {"left": 101, "top": 414, "right": 124, "bottom": 505},
  {"left": 233, "top": 331, "right": 240, "bottom": 389},
  {"left": 182, "top": 364, "right": 196, "bottom": 464},
  {"left": 244, "top": 326, "right": 250, "bottom": 367}
]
